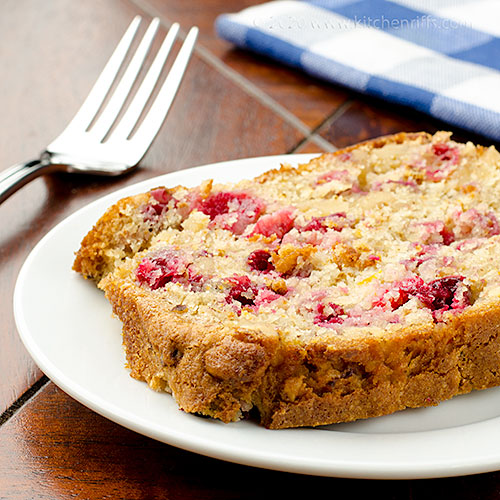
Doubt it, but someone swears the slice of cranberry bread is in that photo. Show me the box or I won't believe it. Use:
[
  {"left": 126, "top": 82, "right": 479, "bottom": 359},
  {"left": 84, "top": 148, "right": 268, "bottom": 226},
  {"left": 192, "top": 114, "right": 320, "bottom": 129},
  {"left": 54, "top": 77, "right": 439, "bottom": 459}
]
[{"left": 73, "top": 131, "right": 500, "bottom": 429}]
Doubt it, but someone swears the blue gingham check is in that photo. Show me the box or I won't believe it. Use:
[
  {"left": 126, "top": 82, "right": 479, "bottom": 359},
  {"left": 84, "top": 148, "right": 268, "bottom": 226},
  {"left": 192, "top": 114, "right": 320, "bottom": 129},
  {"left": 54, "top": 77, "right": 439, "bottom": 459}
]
[{"left": 216, "top": 0, "right": 500, "bottom": 142}]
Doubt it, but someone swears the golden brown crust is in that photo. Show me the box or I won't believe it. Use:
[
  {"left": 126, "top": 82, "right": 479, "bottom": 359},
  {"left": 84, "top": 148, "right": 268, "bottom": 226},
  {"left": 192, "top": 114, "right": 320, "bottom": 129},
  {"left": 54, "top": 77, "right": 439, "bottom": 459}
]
[
  {"left": 100, "top": 275, "right": 281, "bottom": 423},
  {"left": 100, "top": 272, "right": 500, "bottom": 428},
  {"left": 259, "top": 304, "right": 500, "bottom": 428}
]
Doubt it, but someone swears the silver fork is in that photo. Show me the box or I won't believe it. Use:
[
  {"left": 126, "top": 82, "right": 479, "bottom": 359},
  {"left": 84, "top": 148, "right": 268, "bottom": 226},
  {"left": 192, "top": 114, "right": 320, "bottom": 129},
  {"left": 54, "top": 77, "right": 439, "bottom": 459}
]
[{"left": 0, "top": 17, "right": 198, "bottom": 203}]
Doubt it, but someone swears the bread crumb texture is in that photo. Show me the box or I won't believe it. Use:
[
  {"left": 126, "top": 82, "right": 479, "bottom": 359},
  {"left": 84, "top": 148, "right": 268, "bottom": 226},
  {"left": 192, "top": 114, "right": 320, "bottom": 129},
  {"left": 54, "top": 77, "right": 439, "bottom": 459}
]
[{"left": 73, "top": 132, "right": 500, "bottom": 428}]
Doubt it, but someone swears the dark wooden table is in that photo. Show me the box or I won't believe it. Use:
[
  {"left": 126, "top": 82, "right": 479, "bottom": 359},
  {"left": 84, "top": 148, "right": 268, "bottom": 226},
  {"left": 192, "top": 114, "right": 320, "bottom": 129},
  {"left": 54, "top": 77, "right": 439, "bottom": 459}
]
[{"left": 2, "top": 1, "right": 500, "bottom": 498}]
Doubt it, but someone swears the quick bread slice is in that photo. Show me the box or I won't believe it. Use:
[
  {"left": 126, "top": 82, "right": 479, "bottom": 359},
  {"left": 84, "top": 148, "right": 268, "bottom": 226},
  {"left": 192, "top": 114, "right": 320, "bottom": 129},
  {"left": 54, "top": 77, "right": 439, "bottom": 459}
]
[{"left": 73, "top": 131, "right": 500, "bottom": 428}]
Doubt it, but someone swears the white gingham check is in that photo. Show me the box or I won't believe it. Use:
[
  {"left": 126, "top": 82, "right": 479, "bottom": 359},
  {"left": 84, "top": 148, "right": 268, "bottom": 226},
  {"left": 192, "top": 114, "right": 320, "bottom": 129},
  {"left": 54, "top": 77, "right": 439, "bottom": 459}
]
[{"left": 216, "top": 0, "right": 500, "bottom": 141}]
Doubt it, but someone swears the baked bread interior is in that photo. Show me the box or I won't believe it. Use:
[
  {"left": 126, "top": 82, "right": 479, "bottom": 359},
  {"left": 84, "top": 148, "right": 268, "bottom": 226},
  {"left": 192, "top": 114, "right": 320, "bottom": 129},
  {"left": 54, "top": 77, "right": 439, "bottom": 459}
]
[{"left": 73, "top": 131, "right": 500, "bottom": 429}]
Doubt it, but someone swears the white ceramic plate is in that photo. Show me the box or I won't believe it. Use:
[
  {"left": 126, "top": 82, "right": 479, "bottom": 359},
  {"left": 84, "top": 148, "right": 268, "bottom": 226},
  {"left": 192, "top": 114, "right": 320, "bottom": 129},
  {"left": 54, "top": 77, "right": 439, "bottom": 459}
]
[{"left": 14, "top": 154, "right": 500, "bottom": 479}]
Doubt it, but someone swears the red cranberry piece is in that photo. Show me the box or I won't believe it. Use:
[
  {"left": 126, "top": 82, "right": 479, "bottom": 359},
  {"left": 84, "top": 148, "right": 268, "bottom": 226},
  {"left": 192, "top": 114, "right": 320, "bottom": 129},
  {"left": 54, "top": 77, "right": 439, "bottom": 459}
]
[
  {"left": 424, "top": 276, "right": 470, "bottom": 311},
  {"left": 417, "top": 221, "right": 455, "bottom": 245},
  {"left": 389, "top": 276, "right": 427, "bottom": 309},
  {"left": 440, "top": 226, "right": 455, "bottom": 245},
  {"left": 374, "top": 276, "right": 428, "bottom": 309},
  {"left": 199, "top": 191, "right": 265, "bottom": 235},
  {"left": 314, "top": 302, "right": 345, "bottom": 325},
  {"left": 185, "top": 267, "right": 206, "bottom": 292},
  {"left": 338, "top": 152, "right": 351, "bottom": 162},
  {"left": 135, "top": 249, "right": 187, "bottom": 290},
  {"left": 454, "top": 208, "right": 500, "bottom": 238},
  {"left": 423, "top": 143, "right": 460, "bottom": 181},
  {"left": 302, "top": 213, "right": 348, "bottom": 233},
  {"left": 302, "top": 218, "right": 325, "bottom": 232},
  {"left": 142, "top": 204, "right": 161, "bottom": 220},
  {"left": 432, "top": 143, "right": 460, "bottom": 164},
  {"left": 316, "top": 169, "right": 349, "bottom": 184},
  {"left": 247, "top": 250, "right": 274, "bottom": 273},
  {"left": 390, "top": 276, "right": 462, "bottom": 312},
  {"left": 142, "top": 188, "right": 173, "bottom": 220},
  {"left": 199, "top": 192, "right": 237, "bottom": 219},
  {"left": 151, "top": 187, "right": 172, "bottom": 204},
  {"left": 254, "top": 288, "right": 280, "bottom": 307},
  {"left": 225, "top": 276, "right": 258, "bottom": 306},
  {"left": 374, "top": 275, "right": 471, "bottom": 319},
  {"left": 135, "top": 258, "right": 158, "bottom": 286},
  {"left": 251, "top": 208, "right": 294, "bottom": 239}
]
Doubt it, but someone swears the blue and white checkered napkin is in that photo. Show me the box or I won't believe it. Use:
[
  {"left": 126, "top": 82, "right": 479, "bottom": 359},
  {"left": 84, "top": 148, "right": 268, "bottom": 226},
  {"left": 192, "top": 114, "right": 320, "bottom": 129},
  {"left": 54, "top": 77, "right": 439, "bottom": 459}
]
[{"left": 216, "top": 0, "right": 500, "bottom": 142}]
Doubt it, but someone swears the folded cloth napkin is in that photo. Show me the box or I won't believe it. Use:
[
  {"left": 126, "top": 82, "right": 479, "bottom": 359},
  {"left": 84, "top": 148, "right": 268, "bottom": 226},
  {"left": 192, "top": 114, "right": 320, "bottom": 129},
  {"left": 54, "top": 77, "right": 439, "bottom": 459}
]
[{"left": 216, "top": 0, "right": 500, "bottom": 142}]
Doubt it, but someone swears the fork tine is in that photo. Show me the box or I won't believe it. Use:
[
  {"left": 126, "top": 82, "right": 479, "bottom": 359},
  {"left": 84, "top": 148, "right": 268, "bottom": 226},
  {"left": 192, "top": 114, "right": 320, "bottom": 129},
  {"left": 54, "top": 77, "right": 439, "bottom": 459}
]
[
  {"left": 111, "top": 22, "right": 180, "bottom": 142},
  {"left": 64, "top": 16, "right": 142, "bottom": 134},
  {"left": 126, "top": 26, "right": 198, "bottom": 159},
  {"left": 90, "top": 17, "right": 160, "bottom": 142}
]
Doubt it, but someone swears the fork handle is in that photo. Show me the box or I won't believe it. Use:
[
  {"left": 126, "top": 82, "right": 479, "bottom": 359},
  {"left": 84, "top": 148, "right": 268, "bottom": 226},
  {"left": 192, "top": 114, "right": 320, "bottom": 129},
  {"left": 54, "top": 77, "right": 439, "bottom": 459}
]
[{"left": 0, "top": 159, "right": 59, "bottom": 204}]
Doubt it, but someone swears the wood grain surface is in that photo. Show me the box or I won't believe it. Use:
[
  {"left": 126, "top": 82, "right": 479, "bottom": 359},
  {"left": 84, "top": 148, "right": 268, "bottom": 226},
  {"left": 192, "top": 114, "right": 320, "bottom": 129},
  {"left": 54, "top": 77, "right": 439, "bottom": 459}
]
[
  {"left": 2, "top": 384, "right": 500, "bottom": 499},
  {"left": 2, "top": 0, "right": 500, "bottom": 498}
]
